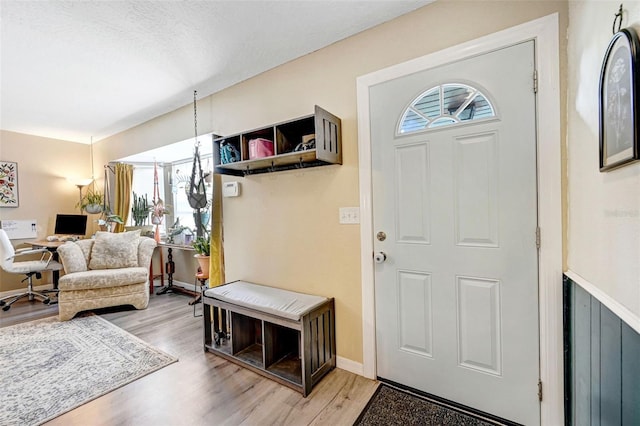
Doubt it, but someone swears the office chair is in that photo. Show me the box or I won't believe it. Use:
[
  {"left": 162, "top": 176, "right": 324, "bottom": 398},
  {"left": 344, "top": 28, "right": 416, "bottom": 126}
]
[{"left": 0, "top": 229, "right": 60, "bottom": 311}]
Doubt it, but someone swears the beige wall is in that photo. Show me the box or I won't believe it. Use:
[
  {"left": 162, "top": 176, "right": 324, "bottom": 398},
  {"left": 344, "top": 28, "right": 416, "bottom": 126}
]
[
  {"left": 32, "top": 1, "right": 564, "bottom": 364},
  {"left": 0, "top": 0, "right": 568, "bottom": 362},
  {"left": 0, "top": 130, "right": 91, "bottom": 291},
  {"left": 567, "top": 2, "right": 640, "bottom": 317}
]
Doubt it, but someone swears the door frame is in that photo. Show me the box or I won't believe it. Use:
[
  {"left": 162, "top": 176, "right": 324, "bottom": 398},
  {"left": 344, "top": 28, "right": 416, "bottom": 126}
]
[{"left": 356, "top": 13, "right": 562, "bottom": 425}]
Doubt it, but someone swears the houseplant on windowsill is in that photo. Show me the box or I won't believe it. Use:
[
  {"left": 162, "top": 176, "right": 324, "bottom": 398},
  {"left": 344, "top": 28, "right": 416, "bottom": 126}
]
[
  {"left": 126, "top": 192, "right": 153, "bottom": 237},
  {"left": 131, "top": 192, "right": 150, "bottom": 226},
  {"left": 192, "top": 233, "right": 210, "bottom": 277}
]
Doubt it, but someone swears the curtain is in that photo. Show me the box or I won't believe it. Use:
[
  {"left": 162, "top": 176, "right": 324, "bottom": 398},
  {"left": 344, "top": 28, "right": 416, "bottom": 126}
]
[
  {"left": 113, "top": 163, "right": 133, "bottom": 233},
  {"left": 208, "top": 174, "right": 225, "bottom": 287}
]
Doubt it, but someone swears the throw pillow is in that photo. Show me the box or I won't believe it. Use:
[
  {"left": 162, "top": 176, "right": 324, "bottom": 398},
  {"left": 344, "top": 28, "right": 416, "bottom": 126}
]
[
  {"left": 57, "top": 242, "right": 88, "bottom": 274},
  {"left": 88, "top": 230, "right": 140, "bottom": 270},
  {"left": 76, "top": 239, "right": 94, "bottom": 265}
]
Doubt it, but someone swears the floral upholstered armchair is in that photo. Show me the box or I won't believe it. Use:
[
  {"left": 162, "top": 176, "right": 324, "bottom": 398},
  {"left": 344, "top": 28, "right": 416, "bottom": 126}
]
[{"left": 55, "top": 230, "right": 156, "bottom": 321}]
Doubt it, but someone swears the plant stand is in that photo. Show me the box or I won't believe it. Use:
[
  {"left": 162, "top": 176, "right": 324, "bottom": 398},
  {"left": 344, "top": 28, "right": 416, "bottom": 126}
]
[{"left": 155, "top": 243, "right": 199, "bottom": 298}]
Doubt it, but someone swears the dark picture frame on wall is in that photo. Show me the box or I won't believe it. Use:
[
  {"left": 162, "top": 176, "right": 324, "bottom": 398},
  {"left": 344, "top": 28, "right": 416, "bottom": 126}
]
[{"left": 599, "top": 27, "right": 640, "bottom": 172}]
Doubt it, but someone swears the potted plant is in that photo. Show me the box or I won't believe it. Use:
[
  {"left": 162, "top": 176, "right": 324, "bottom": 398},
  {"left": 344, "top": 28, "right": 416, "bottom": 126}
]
[
  {"left": 77, "top": 189, "right": 104, "bottom": 214},
  {"left": 96, "top": 209, "right": 124, "bottom": 232},
  {"left": 192, "top": 234, "right": 210, "bottom": 277},
  {"left": 150, "top": 198, "right": 170, "bottom": 225},
  {"left": 131, "top": 192, "right": 150, "bottom": 226},
  {"left": 167, "top": 222, "right": 191, "bottom": 245},
  {"left": 149, "top": 198, "right": 171, "bottom": 242}
]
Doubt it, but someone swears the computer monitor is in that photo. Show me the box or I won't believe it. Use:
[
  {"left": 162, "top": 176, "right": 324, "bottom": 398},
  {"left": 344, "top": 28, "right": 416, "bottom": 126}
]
[{"left": 54, "top": 214, "right": 88, "bottom": 236}]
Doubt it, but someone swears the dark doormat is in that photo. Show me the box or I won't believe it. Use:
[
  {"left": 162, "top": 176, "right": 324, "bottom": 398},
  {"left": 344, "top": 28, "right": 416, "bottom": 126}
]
[{"left": 354, "top": 384, "right": 508, "bottom": 426}]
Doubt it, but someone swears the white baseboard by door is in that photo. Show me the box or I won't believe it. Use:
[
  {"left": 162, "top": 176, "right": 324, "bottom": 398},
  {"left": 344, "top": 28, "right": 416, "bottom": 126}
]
[{"left": 337, "top": 356, "right": 364, "bottom": 376}]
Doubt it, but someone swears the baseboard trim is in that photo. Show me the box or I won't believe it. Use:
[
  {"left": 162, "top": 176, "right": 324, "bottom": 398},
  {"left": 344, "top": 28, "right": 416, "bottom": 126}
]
[
  {"left": 2, "top": 280, "right": 203, "bottom": 300},
  {"left": 337, "top": 356, "right": 364, "bottom": 376},
  {"left": 0, "top": 283, "right": 54, "bottom": 298},
  {"left": 153, "top": 279, "right": 202, "bottom": 292}
]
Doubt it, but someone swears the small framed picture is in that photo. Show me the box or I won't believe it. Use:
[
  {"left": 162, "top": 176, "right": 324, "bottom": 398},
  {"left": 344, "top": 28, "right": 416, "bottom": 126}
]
[
  {"left": 599, "top": 27, "right": 640, "bottom": 171},
  {"left": 0, "top": 161, "right": 19, "bottom": 207}
]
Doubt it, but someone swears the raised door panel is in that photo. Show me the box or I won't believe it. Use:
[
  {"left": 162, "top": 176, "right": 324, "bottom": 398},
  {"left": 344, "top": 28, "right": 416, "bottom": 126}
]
[
  {"left": 456, "top": 276, "right": 502, "bottom": 375},
  {"left": 453, "top": 133, "right": 499, "bottom": 247},
  {"left": 395, "top": 143, "right": 431, "bottom": 245},
  {"left": 397, "top": 270, "right": 433, "bottom": 358}
]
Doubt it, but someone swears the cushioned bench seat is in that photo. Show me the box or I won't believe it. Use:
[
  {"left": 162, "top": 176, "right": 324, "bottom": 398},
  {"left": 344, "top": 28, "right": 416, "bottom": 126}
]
[
  {"left": 203, "top": 280, "right": 336, "bottom": 396},
  {"left": 204, "top": 280, "right": 329, "bottom": 321}
]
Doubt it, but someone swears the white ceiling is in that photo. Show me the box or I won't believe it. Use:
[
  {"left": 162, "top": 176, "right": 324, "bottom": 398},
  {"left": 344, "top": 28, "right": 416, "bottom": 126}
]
[{"left": 1, "top": 0, "right": 431, "bottom": 145}]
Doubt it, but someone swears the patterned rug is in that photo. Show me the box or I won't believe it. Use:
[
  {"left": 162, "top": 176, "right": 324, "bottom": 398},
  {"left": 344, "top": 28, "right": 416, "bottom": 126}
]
[
  {"left": 0, "top": 315, "right": 177, "bottom": 425},
  {"left": 354, "top": 384, "right": 506, "bottom": 426}
]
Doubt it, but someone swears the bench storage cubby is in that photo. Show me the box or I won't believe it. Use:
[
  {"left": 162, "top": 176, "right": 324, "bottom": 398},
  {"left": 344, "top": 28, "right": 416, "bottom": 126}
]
[{"left": 202, "top": 281, "right": 336, "bottom": 396}]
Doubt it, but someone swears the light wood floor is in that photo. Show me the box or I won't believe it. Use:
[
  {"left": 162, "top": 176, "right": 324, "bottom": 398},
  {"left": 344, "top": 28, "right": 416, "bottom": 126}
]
[{"left": 1, "top": 291, "right": 379, "bottom": 426}]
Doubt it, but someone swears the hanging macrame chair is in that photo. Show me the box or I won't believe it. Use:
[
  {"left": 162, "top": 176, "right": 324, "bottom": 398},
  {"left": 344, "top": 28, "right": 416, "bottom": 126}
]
[{"left": 188, "top": 142, "right": 207, "bottom": 210}]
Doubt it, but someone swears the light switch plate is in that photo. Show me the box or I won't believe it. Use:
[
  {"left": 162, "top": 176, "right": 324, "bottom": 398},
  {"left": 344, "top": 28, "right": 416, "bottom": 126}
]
[{"left": 339, "top": 207, "right": 360, "bottom": 224}]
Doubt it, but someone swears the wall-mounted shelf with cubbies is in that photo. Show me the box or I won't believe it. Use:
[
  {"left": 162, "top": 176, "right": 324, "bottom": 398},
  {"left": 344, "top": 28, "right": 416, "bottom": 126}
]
[{"left": 213, "top": 105, "right": 342, "bottom": 176}]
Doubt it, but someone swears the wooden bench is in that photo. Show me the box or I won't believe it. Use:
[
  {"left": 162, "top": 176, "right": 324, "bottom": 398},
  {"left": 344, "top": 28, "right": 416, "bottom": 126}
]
[{"left": 202, "top": 280, "right": 336, "bottom": 396}]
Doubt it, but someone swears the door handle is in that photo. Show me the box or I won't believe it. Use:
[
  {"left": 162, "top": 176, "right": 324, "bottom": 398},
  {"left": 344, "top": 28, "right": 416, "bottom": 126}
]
[{"left": 374, "top": 252, "right": 387, "bottom": 264}]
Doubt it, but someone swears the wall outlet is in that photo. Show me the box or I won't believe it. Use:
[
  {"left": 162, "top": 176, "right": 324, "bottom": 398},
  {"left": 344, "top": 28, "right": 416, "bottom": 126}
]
[{"left": 339, "top": 207, "right": 360, "bottom": 224}]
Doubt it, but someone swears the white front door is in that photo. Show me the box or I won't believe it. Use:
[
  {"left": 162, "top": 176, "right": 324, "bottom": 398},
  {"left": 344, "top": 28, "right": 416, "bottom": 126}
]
[{"left": 371, "top": 41, "right": 539, "bottom": 425}]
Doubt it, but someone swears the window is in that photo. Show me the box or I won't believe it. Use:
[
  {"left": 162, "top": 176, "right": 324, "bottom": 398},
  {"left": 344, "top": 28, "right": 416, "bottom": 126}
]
[
  {"left": 130, "top": 164, "right": 163, "bottom": 227},
  {"left": 398, "top": 83, "right": 496, "bottom": 135},
  {"left": 127, "top": 154, "right": 212, "bottom": 236},
  {"left": 171, "top": 161, "right": 196, "bottom": 231}
]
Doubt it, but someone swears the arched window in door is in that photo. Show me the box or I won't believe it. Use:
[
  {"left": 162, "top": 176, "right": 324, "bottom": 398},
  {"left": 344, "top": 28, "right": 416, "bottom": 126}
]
[{"left": 398, "top": 83, "right": 496, "bottom": 135}]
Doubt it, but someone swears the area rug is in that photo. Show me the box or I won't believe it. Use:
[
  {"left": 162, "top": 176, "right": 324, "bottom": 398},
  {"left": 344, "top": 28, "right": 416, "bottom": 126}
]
[
  {"left": 0, "top": 315, "right": 178, "bottom": 425},
  {"left": 354, "top": 384, "right": 505, "bottom": 426}
]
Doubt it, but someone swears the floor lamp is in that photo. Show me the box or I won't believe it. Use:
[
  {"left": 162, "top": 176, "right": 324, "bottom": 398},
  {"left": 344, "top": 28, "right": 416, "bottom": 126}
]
[{"left": 69, "top": 178, "right": 93, "bottom": 212}]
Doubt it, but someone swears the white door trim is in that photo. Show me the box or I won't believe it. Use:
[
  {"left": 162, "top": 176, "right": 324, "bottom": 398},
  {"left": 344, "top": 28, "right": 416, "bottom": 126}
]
[{"left": 356, "top": 13, "right": 562, "bottom": 425}]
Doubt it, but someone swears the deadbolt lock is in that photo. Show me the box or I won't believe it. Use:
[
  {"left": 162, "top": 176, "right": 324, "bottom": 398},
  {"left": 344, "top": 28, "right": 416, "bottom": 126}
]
[{"left": 376, "top": 231, "right": 386, "bottom": 241}]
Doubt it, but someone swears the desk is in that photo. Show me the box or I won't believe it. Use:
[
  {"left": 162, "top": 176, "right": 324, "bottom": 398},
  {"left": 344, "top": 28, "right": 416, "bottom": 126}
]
[
  {"left": 155, "top": 242, "right": 198, "bottom": 297},
  {"left": 25, "top": 240, "right": 64, "bottom": 289}
]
